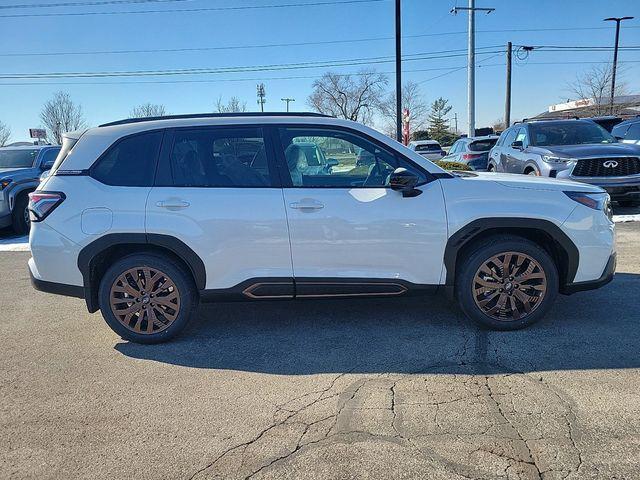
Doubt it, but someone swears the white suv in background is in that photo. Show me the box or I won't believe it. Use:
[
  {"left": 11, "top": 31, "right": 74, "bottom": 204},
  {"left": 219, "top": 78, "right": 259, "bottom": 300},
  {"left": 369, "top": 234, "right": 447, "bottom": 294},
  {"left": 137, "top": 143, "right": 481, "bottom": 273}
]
[{"left": 29, "top": 113, "right": 616, "bottom": 343}]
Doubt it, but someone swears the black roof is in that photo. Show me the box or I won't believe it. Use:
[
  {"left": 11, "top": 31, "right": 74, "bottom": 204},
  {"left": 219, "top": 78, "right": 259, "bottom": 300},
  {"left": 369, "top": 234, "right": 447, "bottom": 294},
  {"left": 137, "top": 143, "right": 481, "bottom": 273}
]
[{"left": 99, "top": 112, "right": 333, "bottom": 128}]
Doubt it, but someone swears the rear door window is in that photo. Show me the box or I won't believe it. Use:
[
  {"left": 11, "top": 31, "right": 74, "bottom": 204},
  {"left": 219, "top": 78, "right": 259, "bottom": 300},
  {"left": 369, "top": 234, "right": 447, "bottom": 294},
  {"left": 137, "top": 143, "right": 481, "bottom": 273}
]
[
  {"left": 169, "top": 127, "right": 274, "bottom": 187},
  {"left": 92, "top": 130, "right": 163, "bottom": 187}
]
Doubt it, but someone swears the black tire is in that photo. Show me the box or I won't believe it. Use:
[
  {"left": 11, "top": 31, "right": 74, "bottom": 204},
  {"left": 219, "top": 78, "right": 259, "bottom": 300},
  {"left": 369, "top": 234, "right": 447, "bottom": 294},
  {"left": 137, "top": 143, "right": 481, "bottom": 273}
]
[
  {"left": 98, "top": 253, "right": 198, "bottom": 344},
  {"left": 12, "top": 193, "right": 30, "bottom": 235},
  {"left": 618, "top": 200, "right": 640, "bottom": 208},
  {"left": 455, "top": 235, "right": 559, "bottom": 331}
]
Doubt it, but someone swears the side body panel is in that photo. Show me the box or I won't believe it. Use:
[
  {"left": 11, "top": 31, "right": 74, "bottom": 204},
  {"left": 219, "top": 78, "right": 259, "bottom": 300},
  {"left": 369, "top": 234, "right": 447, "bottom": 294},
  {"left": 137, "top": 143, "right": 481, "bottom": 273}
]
[{"left": 281, "top": 182, "right": 448, "bottom": 284}]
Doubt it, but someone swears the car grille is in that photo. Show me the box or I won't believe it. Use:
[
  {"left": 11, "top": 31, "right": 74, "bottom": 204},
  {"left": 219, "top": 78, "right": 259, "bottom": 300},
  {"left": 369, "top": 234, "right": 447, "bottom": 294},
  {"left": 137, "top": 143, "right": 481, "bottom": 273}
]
[{"left": 572, "top": 157, "right": 640, "bottom": 177}]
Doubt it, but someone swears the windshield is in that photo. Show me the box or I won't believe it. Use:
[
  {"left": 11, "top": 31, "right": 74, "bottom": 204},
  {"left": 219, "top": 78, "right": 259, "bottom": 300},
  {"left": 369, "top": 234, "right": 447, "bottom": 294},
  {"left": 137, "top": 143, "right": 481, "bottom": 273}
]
[
  {"left": 530, "top": 122, "right": 616, "bottom": 146},
  {"left": 469, "top": 139, "right": 497, "bottom": 152},
  {"left": 0, "top": 149, "right": 38, "bottom": 168}
]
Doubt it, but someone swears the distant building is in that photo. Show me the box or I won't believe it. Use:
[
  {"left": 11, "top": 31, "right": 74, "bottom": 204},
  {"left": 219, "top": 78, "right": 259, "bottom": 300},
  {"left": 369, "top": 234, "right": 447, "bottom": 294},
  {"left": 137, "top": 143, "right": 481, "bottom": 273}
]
[{"left": 534, "top": 95, "right": 640, "bottom": 120}]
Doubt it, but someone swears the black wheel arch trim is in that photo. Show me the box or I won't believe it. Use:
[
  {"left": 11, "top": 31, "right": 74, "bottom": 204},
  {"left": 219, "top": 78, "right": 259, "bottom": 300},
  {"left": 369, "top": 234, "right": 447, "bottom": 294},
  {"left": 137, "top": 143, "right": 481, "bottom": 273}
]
[
  {"left": 77, "top": 233, "right": 206, "bottom": 312},
  {"left": 443, "top": 217, "right": 579, "bottom": 294}
]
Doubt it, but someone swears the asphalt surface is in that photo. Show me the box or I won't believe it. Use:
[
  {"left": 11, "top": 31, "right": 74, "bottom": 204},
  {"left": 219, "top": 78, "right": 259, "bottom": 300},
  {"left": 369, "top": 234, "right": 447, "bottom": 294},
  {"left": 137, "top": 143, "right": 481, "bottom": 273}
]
[{"left": 1, "top": 223, "right": 639, "bottom": 480}]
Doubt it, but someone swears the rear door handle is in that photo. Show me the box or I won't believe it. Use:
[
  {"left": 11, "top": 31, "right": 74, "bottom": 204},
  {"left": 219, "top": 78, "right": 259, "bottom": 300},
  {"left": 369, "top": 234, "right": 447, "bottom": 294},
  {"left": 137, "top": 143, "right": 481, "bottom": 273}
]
[
  {"left": 289, "top": 200, "right": 324, "bottom": 211},
  {"left": 156, "top": 199, "right": 190, "bottom": 210}
]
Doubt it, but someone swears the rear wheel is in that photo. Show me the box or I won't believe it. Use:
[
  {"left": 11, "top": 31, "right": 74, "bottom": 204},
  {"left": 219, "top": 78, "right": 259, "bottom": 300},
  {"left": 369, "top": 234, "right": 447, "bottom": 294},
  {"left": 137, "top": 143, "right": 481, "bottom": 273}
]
[
  {"left": 456, "top": 236, "right": 559, "bottom": 330},
  {"left": 98, "top": 253, "right": 198, "bottom": 343},
  {"left": 12, "top": 194, "right": 30, "bottom": 235}
]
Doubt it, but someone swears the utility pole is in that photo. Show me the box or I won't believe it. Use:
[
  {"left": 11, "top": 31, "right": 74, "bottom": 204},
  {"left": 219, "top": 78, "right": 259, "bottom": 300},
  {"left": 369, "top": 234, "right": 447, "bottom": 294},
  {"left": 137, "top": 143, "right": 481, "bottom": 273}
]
[
  {"left": 395, "top": 0, "right": 402, "bottom": 142},
  {"left": 505, "top": 41, "right": 512, "bottom": 128},
  {"left": 453, "top": 112, "right": 458, "bottom": 135},
  {"left": 281, "top": 97, "right": 295, "bottom": 112},
  {"left": 451, "top": 1, "right": 494, "bottom": 137},
  {"left": 604, "top": 16, "right": 634, "bottom": 114},
  {"left": 256, "top": 83, "right": 266, "bottom": 112}
]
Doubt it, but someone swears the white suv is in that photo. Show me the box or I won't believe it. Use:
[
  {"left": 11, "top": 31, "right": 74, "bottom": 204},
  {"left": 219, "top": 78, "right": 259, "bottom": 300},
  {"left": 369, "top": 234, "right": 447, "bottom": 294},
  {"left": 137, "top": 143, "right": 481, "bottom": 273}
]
[{"left": 29, "top": 113, "right": 616, "bottom": 343}]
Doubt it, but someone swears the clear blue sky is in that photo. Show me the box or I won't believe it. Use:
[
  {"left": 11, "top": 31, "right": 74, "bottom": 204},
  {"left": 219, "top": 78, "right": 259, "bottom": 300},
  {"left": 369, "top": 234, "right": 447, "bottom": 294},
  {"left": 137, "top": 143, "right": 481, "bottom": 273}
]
[{"left": 1, "top": 0, "right": 638, "bottom": 142}]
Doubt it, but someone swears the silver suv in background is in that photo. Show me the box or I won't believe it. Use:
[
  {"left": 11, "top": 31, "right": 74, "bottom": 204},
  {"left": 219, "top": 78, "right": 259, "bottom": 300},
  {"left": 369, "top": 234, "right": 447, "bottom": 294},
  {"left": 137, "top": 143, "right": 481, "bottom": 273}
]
[
  {"left": 0, "top": 144, "right": 61, "bottom": 233},
  {"left": 612, "top": 117, "right": 640, "bottom": 145},
  {"left": 442, "top": 135, "right": 499, "bottom": 171},
  {"left": 488, "top": 119, "right": 640, "bottom": 207}
]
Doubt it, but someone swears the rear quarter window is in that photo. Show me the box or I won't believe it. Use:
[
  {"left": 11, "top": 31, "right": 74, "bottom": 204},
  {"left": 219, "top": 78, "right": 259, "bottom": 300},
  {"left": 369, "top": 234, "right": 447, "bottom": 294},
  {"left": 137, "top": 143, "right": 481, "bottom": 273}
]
[{"left": 91, "top": 130, "right": 163, "bottom": 187}]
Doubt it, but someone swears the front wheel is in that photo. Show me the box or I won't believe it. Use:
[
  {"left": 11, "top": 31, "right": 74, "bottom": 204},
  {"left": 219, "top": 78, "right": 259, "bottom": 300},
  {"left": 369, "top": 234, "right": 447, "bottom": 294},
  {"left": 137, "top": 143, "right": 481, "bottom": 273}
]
[
  {"left": 98, "top": 253, "right": 198, "bottom": 343},
  {"left": 12, "top": 194, "right": 30, "bottom": 235},
  {"left": 455, "top": 236, "right": 559, "bottom": 330}
]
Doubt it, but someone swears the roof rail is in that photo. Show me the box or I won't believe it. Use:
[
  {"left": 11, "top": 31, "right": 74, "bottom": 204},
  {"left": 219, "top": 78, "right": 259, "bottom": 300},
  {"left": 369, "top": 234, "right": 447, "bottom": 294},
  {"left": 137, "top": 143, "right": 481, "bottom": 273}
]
[
  {"left": 521, "top": 115, "right": 580, "bottom": 123},
  {"left": 99, "top": 112, "right": 333, "bottom": 128}
]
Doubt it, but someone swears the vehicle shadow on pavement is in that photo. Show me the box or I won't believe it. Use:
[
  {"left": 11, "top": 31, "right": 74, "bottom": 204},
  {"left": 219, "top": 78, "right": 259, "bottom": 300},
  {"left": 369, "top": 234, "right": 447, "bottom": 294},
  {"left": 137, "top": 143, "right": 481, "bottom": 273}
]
[{"left": 115, "top": 272, "right": 640, "bottom": 375}]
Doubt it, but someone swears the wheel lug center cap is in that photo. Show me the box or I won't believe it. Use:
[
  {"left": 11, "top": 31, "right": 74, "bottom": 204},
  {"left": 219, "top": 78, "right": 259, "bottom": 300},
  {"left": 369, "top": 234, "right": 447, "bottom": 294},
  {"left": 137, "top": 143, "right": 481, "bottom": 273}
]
[
  {"left": 504, "top": 282, "right": 513, "bottom": 291},
  {"left": 141, "top": 295, "right": 150, "bottom": 304}
]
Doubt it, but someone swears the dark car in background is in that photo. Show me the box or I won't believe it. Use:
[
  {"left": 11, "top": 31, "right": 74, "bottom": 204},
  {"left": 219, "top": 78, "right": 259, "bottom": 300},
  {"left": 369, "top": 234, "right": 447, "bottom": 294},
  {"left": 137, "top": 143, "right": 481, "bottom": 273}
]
[
  {"left": 488, "top": 119, "right": 640, "bottom": 206},
  {"left": 0, "top": 144, "right": 60, "bottom": 233},
  {"left": 442, "top": 135, "right": 499, "bottom": 171}
]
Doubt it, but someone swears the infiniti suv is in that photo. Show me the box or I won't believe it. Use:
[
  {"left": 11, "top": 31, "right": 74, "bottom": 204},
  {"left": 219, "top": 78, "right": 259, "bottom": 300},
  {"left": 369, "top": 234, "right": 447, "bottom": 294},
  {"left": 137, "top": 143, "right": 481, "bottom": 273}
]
[
  {"left": 29, "top": 113, "right": 616, "bottom": 343},
  {"left": 488, "top": 119, "right": 640, "bottom": 206}
]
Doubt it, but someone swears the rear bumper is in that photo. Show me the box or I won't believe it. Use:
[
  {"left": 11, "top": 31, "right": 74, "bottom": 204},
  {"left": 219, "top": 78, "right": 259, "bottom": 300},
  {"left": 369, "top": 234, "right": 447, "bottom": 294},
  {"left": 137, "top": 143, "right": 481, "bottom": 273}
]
[
  {"left": 30, "top": 268, "right": 84, "bottom": 299},
  {"left": 561, "top": 252, "right": 616, "bottom": 295}
]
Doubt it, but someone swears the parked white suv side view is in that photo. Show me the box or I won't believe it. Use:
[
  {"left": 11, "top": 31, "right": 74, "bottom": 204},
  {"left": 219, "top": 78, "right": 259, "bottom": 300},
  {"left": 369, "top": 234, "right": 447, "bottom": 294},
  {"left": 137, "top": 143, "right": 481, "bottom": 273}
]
[{"left": 29, "top": 113, "right": 616, "bottom": 343}]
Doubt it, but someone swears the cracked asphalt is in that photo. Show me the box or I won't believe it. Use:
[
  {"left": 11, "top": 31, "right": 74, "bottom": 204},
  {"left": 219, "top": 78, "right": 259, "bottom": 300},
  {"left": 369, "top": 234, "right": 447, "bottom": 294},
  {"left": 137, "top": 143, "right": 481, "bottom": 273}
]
[{"left": 1, "top": 222, "right": 639, "bottom": 480}]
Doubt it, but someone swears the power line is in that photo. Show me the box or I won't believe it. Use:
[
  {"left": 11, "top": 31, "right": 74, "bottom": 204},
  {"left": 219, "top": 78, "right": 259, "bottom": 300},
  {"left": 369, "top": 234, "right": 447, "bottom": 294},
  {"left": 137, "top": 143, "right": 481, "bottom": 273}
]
[
  {"left": 0, "top": 50, "right": 509, "bottom": 79},
  {"left": 0, "top": 0, "right": 192, "bottom": 9},
  {"left": 4, "top": 57, "right": 638, "bottom": 87},
  {"left": 2, "top": 46, "right": 637, "bottom": 80},
  {"left": 0, "top": 0, "right": 387, "bottom": 18},
  {"left": 3, "top": 27, "right": 639, "bottom": 57},
  {"left": 0, "top": 64, "right": 503, "bottom": 86},
  {"left": 0, "top": 42, "right": 501, "bottom": 58}
]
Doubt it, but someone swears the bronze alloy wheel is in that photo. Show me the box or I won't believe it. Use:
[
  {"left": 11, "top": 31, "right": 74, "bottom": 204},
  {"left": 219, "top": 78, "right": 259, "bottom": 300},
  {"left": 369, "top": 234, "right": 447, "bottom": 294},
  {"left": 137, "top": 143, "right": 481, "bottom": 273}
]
[
  {"left": 472, "top": 251, "right": 547, "bottom": 322},
  {"left": 109, "top": 267, "right": 181, "bottom": 334}
]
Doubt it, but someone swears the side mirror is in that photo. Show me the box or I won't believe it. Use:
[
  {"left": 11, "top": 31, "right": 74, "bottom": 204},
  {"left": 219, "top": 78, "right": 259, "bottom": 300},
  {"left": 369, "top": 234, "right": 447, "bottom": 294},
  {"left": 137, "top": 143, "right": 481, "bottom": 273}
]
[
  {"left": 389, "top": 168, "right": 422, "bottom": 197},
  {"left": 511, "top": 140, "right": 524, "bottom": 150}
]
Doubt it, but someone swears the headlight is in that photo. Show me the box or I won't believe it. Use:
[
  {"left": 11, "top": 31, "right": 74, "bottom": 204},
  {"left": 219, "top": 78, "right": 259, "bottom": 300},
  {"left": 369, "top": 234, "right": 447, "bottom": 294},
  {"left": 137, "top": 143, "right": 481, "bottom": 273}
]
[
  {"left": 0, "top": 179, "right": 12, "bottom": 190},
  {"left": 564, "top": 191, "right": 612, "bottom": 219},
  {"left": 542, "top": 155, "right": 574, "bottom": 164}
]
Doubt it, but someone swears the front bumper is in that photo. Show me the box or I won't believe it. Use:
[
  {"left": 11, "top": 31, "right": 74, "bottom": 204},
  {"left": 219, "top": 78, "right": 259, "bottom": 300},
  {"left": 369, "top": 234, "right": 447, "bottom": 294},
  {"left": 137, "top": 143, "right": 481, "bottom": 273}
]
[{"left": 562, "top": 252, "right": 616, "bottom": 294}]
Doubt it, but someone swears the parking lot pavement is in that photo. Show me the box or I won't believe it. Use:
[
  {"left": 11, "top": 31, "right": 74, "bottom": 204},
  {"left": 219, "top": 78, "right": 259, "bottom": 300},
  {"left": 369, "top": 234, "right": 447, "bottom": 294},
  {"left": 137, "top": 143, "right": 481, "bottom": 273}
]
[{"left": 0, "top": 223, "right": 638, "bottom": 480}]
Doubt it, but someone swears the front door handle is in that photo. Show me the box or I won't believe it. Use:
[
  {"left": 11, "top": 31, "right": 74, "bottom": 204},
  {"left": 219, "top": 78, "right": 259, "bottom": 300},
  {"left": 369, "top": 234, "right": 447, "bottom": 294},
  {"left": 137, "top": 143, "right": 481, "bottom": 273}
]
[
  {"left": 289, "top": 199, "right": 324, "bottom": 211},
  {"left": 156, "top": 199, "right": 190, "bottom": 210}
]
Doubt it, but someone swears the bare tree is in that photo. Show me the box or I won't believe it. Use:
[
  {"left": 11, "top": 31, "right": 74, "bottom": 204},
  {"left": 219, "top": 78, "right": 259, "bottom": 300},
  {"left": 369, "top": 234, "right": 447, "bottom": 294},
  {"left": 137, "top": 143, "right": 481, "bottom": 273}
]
[
  {"left": 40, "top": 92, "right": 87, "bottom": 145},
  {"left": 130, "top": 103, "right": 167, "bottom": 118},
  {"left": 378, "top": 81, "right": 429, "bottom": 139},
  {"left": 0, "top": 121, "right": 10, "bottom": 147},
  {"left": 216, "top": 96, "right": 247, "bottom": 113},
  {"left": 492, "top": 118, "right": 506, "bottom": 132},
  {"left": 308, "top": 70, "right": 388, "bottom": 125},
  {"left": 567, "top": 64, "right": 629, "bottom": 115}
]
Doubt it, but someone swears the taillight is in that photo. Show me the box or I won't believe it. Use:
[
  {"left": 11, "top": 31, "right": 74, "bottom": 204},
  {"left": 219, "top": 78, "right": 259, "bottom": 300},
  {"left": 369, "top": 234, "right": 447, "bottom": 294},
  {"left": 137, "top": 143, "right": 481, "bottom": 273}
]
[
  {"left": 28, "top": 191, "right": 65, "bottom": 222},
  {"left": 462, "top": 153, "right": 483, "bottom": 160}
]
